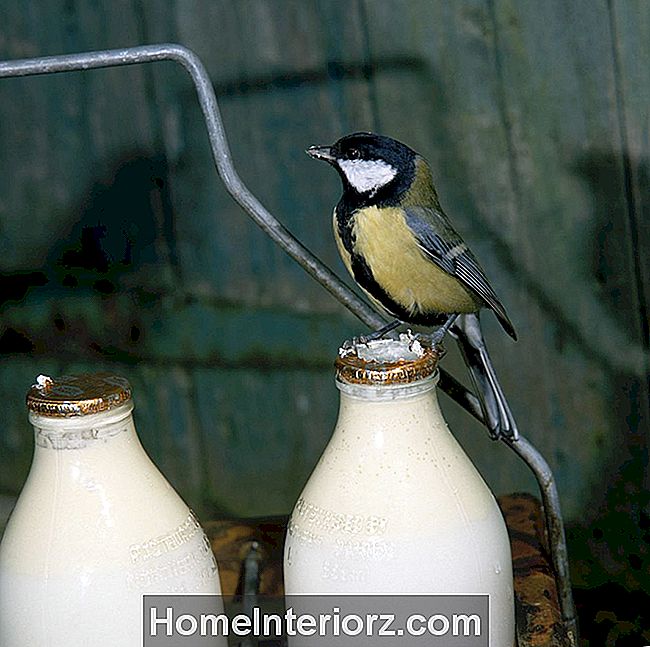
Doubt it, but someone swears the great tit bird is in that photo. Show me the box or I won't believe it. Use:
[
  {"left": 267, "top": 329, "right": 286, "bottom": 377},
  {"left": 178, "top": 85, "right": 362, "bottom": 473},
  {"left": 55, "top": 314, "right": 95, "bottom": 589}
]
[{"left": 307, "top": 132, "right": 518, "bottom": 440}]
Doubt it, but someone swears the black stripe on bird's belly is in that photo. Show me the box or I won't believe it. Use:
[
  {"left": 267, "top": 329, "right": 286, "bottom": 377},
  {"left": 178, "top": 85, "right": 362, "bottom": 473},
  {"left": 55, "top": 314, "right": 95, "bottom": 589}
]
[
  {"left": 349, "top": 253, "right": 448, "bottom": 327},
  {"left": 335, "top": 200, "right": 356, "bottom": 255}
]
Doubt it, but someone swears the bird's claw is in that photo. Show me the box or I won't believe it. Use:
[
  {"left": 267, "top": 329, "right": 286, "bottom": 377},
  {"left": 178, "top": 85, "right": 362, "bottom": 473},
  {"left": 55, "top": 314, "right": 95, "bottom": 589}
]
[
  {"left": 486, "top": 426, "right": 502, "bottom": 441},
  {"left": 425, "top": 314, "right": 460, "bottom": 350},
  {"left": 414, "top": 329, "right": 446, "bottom": 352},
  {"left": 428, "top": 329, "right": 447, "bottom": 349},
  {"left": 341, "top": 335, "right": 371, "bottom": 351},
  {"left": 409, "top": 331, "right": 447, "bottom": 358}
]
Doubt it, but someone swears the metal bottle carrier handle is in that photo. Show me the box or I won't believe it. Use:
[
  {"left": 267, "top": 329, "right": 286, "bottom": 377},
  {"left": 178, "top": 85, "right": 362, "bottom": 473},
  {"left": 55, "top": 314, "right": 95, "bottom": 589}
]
[{"left": 0, "top": 44, "right": 577, "bottom": 645}]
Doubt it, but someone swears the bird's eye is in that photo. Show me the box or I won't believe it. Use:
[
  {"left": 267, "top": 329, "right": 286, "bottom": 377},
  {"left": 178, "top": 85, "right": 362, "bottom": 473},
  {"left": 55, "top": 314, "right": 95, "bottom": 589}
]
[{"left": 347, "top": 148, "right": 360, "bottom": 160}]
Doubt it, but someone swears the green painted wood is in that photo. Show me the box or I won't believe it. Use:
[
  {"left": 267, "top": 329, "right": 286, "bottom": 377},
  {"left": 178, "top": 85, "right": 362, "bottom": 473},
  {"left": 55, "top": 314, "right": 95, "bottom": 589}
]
[
  {"left": 483, "top": 0, "right": 649, "bottom": 589},
  {"left": 0, "top": 289, "right": 360, "bottom": 366},
  {"left": 609, "top": 0, "right": 650, "bottom": 371}
]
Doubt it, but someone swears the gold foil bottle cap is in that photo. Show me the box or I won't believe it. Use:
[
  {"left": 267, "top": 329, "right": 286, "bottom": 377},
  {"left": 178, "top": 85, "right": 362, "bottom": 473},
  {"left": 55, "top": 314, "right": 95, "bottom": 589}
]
[
  {"left": 26, "top": 373, "right": 132, "bottom": 418},
  {"left": 335, "top": 333, "right": 441, "bottom": 386}
]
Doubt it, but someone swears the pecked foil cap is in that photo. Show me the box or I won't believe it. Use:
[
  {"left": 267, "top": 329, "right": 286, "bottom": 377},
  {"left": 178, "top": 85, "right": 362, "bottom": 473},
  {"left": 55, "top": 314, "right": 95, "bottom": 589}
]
[
  {"left": 335, "top": 334, "right": 441, "bottom": 386},
  {"left": 26, "top": 373, "right": 132, "bottom": 418}
]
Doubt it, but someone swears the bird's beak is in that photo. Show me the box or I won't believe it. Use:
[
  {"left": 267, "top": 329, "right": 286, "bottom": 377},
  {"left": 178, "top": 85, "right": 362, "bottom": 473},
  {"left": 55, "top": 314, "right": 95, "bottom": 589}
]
[{"left": 306, "top": 145, "right": 336, "bottom": 163}]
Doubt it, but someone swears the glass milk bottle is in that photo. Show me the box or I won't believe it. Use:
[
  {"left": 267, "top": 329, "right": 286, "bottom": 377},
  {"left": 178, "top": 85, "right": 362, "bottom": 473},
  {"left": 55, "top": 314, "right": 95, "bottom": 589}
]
[
  {"left": 284, "top": 336, "right": 515, "bottom": 646},
  {"left": 0, "top": 373, "right": 223, "bottom": 647}
]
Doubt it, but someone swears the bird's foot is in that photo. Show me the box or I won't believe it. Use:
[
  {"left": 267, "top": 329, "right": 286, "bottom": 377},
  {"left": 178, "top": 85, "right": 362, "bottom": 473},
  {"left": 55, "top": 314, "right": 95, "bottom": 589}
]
[
  {"left": 410, "top": 331, "right": 448, "bottom": 359},
  {"left": 341, "top": 335, "right": 370, "bottom": 351},
  {"left": 341, "top": 331, "right": 397, "bottom": 351},
  {"left": 428, "top": 329, "right": 446, "bottom": 349},
  {"left": 341, "top": 321, "right": 405, "bottom": 354},
  {"left": 427, "top": 314, "right": 460, "bottom": 349},
  {"left": 361, "top": 319, "right": 402, "bottom": 343}
]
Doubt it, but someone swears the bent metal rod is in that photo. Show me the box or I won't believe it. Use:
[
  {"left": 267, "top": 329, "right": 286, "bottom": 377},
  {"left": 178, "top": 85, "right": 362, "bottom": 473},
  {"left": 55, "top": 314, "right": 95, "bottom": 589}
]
[{"left": 0, "top": 44, "right": 577, "bottom": 644}]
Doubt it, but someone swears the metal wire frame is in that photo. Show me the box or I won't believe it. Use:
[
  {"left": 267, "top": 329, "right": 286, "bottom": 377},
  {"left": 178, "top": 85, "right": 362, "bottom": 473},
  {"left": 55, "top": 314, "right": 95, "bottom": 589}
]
[{"left": 0, "top": 44, "right": 577, "bottom": 644}]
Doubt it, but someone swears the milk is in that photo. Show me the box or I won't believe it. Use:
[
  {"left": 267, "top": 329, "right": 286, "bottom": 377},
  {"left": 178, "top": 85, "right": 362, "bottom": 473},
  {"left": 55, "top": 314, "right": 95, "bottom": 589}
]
[{"left": 0, "top": 385, "right": 223, "bottom": 647}]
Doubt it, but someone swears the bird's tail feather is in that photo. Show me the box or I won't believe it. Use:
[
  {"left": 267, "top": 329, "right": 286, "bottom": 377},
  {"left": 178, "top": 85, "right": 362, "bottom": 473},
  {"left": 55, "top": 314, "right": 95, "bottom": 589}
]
[{"left": 450, "top": 313, "right": 519, "bottom": 440}]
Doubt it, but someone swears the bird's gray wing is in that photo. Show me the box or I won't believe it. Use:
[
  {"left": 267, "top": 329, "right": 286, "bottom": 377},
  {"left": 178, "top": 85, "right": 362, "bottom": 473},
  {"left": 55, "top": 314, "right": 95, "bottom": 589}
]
[{"left": 404, "top": 206, "right": 516, "bottom": 339}]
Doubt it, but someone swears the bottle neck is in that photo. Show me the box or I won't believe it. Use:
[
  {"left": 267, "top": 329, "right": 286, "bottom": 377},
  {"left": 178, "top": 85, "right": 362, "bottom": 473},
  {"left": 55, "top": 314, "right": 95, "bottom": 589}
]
[
  {"left": 336, "top": 372, "right": 438, "bottom": 402},
  {"left": 335, "top": 373, "right": 446, "bottom": 442},
  {"left": 29, "top": 402, "right": 135, "bottom": 451}
]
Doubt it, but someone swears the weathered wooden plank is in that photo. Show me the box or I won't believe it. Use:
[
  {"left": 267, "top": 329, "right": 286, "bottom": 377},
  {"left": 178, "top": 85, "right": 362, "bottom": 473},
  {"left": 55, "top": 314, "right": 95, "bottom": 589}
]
[
  {"left": 609, "top": 0, "right": 650, "bottom": 377},
  {"left": 582, "top": 0, "right": 650, "bottom": 590},
  {"left": 0, "top": 4, "right": 92, "bottom": 272},
  {"left": 473, "top": 0, "right": 635, "bottom": 518},
  {"left": 0, "top": 289, "right": 359, "bottom": 367},
  {"left": 192, "top": 366, "right": 337, "bottom": 516}
]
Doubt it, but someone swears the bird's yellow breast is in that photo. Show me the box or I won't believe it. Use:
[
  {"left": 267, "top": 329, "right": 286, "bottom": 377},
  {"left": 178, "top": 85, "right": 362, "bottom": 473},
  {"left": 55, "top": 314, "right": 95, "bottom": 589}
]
[{"left": 349, "top": 206, "right": 477, "bottom": 316}]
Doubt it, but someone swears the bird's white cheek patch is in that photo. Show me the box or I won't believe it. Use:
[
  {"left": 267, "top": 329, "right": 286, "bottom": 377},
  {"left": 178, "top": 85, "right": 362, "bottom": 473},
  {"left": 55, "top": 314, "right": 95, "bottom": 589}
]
[{"left": 339, "top": 159, "right": 397, "bottom": 194}]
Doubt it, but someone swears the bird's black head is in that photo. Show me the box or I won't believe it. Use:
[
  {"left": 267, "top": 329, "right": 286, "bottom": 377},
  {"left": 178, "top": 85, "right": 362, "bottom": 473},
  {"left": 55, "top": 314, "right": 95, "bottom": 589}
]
[{"left": 307, "top": 132, "right": 417, "bottom": 204}]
